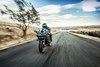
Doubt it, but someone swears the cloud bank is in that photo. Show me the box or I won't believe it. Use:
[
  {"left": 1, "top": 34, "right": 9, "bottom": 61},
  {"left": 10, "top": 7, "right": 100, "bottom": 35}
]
[
  {"left": 36, "top": 0, "right": 100, "bottom": 27},
  {"left": 0, "top": 0, "right": 100, "bottom": 27}
]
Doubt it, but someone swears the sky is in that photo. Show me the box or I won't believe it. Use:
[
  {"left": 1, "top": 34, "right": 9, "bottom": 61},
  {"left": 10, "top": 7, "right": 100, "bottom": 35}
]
[{"left": 0, "top": 0, "right": 100, "bottom": 27}]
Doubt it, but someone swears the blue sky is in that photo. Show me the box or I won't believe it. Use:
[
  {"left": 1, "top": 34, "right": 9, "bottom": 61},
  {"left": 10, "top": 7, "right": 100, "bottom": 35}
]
[
  {"left": 0, "top": 0, "right": 100, "bottom": 27},
  {"left": 31, "top": 0, "right": 100, "bottom": 17},
  {"left": 30, "top": 0, "right": 100, "bottom": 27},
  {"left": 31, "top": 0, "right": 83, "bottom": 7}
]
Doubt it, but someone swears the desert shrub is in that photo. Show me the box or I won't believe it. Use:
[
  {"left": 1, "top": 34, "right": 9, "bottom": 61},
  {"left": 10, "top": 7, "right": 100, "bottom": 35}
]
[
  {"left": 0, "top": 35, "right": 13, "bottom": 42},
  {"left": 71, "top": 30, "right": 100, "bottom": 38}
]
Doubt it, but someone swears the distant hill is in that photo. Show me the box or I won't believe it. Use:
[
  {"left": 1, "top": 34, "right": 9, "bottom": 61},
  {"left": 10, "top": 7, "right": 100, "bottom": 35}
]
[{"left": 55, "top": 25, "right": 100, "bottom": 30}]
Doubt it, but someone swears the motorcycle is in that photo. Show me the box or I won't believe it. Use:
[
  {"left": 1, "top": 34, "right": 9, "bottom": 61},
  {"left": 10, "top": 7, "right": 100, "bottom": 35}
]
[{"left": 34, "top": 31, "right": 51, "bottom": 53}]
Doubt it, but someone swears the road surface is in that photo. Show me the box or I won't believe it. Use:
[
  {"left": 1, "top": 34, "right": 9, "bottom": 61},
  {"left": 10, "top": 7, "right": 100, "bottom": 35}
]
[{"left": 0, "top": 32, "right": 100, "bottom": 67}]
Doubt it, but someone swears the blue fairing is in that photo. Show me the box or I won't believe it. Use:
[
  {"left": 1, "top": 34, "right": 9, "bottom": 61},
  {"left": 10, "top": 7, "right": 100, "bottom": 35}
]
[{"left": 37, "top": 28, "right": 49, "bottom": 36}]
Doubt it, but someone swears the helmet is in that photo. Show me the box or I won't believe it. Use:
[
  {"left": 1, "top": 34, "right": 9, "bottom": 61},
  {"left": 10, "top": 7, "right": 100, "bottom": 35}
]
[{"left": 42, "top": 23, "right": 47, "bottom": 28}]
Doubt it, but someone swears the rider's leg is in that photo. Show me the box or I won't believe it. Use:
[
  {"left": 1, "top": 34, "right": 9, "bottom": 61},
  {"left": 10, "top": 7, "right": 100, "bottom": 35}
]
[
  {"left": 50, "top": 34, "right": 52, "bottom": 41},
  {"left": 45, "top": 35, "right": 50, "bottom": 46}
]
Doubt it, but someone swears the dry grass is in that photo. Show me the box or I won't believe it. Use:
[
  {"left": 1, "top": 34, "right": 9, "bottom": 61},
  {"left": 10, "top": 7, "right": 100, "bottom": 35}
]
[
  {"left": 70, "top": 28, "right": 100, "bottom": 38},
  {"left": 0, "top": 22, "right": 38, "bottom": 49},
  {"left": 0, "top": 21, "right": 59, "bottom": 50},
  {"left": 51, "top": 28, "right": 59, "bottom": 33}
]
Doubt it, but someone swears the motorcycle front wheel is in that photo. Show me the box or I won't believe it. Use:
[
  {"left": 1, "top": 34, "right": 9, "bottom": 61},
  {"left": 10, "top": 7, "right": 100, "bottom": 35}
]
[{"left": 39, "top": 40, "right": 45, "bottom": 53}]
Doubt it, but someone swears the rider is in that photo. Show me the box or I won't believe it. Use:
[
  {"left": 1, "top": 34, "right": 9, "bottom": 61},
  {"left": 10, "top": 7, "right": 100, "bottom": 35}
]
[{"left": 41, "top": 23, "right": 52, "bottom": 42}]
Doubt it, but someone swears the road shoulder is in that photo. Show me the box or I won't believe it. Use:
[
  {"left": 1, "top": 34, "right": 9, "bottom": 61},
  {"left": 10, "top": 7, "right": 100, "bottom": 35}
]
[
  {"left": 0, "top": 32, "right": 59, "bottom": 51},
  {"left": 68, "top": 32, "right": 100, "bottom": 42}
]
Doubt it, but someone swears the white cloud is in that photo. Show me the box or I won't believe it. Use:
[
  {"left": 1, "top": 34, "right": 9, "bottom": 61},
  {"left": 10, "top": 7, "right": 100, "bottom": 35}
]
[
  {"left": 61, "top": 0, "right": 100, "bottom": 12},
  {"left": 37, "top": 4, "right": 77, "bottom": 15},
  {"left": 35, "top": 2, "right": 100, "bottom": 27},
  {"left": 39, "top": 13, "right": 100, "bottom": 27},
  {"left": 37, "top": 5, "right": 61, "bottom": 14},
  {"left": 0, "top": 0, "right": 100, "bottom": 27},
  {"left": 0, "top": 0, "right": 18, "bottom": 22},
  {"left": 39, "top": 14, "right": 81, "bottom": 27},
  {"left": 81, "top": 0, "right": 100, "bottom": 12},
  {"left": 40, "top": 14, "right": 75, "bottom": 21},
  {"left": 62, "top": 14, "right": 75, "bottom": 19},
  {"left": 0, "top": 15, "right": 13, "bottom": 23},
  {"left": 63, "top": 4, "right": 75, "bottom": 9},
  {"left": 0, "top": 0, "right": 18, "bottom": 10}
]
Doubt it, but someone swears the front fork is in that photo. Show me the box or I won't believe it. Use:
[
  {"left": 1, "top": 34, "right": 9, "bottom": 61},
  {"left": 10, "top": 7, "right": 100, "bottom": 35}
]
[{"left": 42, "top": 39, "right": 46, "bottom": 47}]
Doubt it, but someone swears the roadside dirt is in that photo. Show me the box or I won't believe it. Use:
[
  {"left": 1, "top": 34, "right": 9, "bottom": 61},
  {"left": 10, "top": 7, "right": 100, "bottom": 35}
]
[
  {"left": 0, "top": 22, "right": 59, "bottom": 50},
  {"left": 0, "top": 22, "right": 37, "bottom": 50}
]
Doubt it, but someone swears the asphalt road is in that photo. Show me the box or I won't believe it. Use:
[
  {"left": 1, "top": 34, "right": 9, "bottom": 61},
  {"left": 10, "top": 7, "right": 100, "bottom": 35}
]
[{"left": 0, "top": 32, "right": 100, "bottom": 67}]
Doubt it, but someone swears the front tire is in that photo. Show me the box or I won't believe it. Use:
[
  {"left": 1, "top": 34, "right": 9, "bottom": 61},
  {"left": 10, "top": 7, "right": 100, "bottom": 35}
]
[
  {"left": 47, "top": 43, "right": 50, "bottom": 46},
  {"left": 39, "top": 41, "right": 44, "bottom": 53}
]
